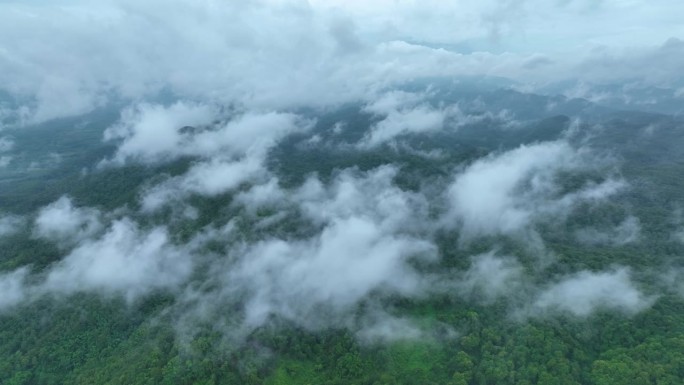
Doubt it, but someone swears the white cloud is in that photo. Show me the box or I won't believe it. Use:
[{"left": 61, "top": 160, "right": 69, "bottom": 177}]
[
  {"left": 234, "top": 178, "right": 287, "bottom": 214},
  {"left": 576, "top": 216, "right": 641, "bottom": 246},
  {"left": 576, "top": 38, "right": 684, "bottom": 87},
  {"left": 105, "top": 104, "right": 308, "bottom": 165},
  {"left": 231, "top": 166, "right": 434, "bottom": 328},
  {"left": 532, "top": 267, "right": 654, "bottom": 317},
  {"left": 175, "top": 165, "right": 436, "bottom": 333},
  {"left": 444, "top": 140, "right": 624, "bottom": 238},
  {"left": 141, "top": 154, "right": 266, "bottom": 211},
  {"left": 356, "top": 312, "right": 426, "bottom": 344},
  {"left": 104, "top": 102, "right": 218, "bottom": 164},
  {"left": 230, "top": 216, "right": 434, "bottom": 328},
  {"left": 0, "top": 215, "right": 24, "bottom": 237},
  {"left": 105, "top": 106, "right": 310, "bottom": 210},
  {"left": 0, "top": 268, "right": 29, "bottom": 311},
  {"left": 43, "top": 219, "right": 193, "bottom": 301},
  {"left": 359, "top": 91, "right": 455, "bottom": 147},
  {"left": 456, "top": 252, "right": 525, "bottom": 303},
  {"left": 33, "top": 196, "right": 103, "bottom": 245},
  {"left": 295, "top": 165, "right": 428, "bottom": 233}
]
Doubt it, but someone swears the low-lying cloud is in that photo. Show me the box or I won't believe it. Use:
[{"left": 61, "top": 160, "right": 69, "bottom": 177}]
[
  {"left": 33, "top": 196, "right": 103, "bottom": 245},
  {"left": 43, "top": 218, "right": 193, "bottom": 301},
  {"left": 456, "top": 252, "right": 525, "bottom": 303},
  {"left": 0, "top": 215, "right": 24, "bottom": 238},
  {"left": 173, "top": 166, "right": 436, "bottom": 335},
  {"left": 232, "top": 216, "right": 434, "bottom": 328},
  {"left": 359, "top": 91, "right": 456, "bottom": 147},
  {"left": 0, "top": 268, "right": 29, "bottom": 310},
  {"left": 0, "top": 207, "right": 203, "bottom": 309},
  {"left": 531, "top": 267, "right": 654, "bottom": 317},
  {"left": 102, "top": 103, "right": 311, "bottom": 210},
  {"left": 576, "top": 216, "right": 641, "bottom": 246},
  {"left": 0, "top": 156, "right": 658, "bottom": 336},
  {"left": 444, "top": 140, "right": 624, "bottom": 239}
]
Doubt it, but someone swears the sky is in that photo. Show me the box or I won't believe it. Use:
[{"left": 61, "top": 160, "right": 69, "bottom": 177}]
[{"left": 0, "top": 0, "right": 683, "bottom": 124}]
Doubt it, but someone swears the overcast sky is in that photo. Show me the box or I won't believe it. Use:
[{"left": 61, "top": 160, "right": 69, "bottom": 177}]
[{"left": 0, "top": 0, "right": 682, "bottom": 124}]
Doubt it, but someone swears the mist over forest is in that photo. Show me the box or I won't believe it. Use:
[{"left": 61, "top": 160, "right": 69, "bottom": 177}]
[{"left": 1, "top": 1, "right": 684, "bottom": 384}]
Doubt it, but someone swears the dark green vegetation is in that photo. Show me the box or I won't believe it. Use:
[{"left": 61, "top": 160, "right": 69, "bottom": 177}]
[{"left": 2, "top": 88, "right": 684, "bottom": 385}]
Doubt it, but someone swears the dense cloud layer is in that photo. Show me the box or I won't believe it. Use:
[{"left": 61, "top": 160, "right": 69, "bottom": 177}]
[{"left": 0, "top": 1, "right": 683, "bottom": 123}]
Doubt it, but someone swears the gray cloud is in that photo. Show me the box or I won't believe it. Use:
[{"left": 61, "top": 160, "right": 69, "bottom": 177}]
[
  {"left": 101, "top": 104, "right": 311, "bottom": 210},
  {"left": 1, "top": 1, "right": 681, "bottom": 124},
  {"left": 456, "top": 251, "right": 525, "bottom": 303},
  {"left": 141, "top": 154, "right": 266, "bottom": 211}
]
